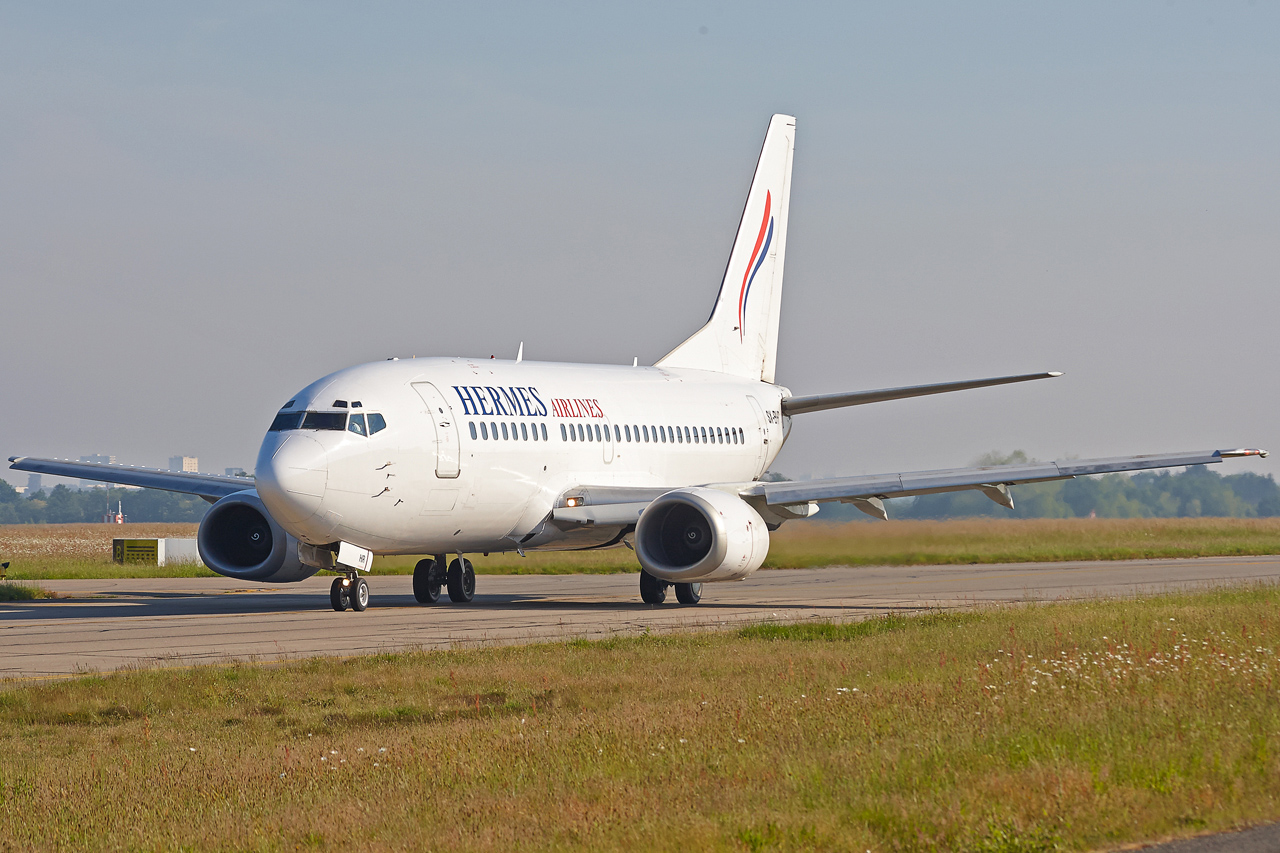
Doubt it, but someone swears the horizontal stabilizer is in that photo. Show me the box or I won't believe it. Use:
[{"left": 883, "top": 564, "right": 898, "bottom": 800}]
[
  {"left": 781, "top": 371, "right": 1063, "bottom": 416},
  {"left": 8, "top": 456, "right": 254, "bottom": 502},
  {"left": 740, "top": 448, "right": 1269, "bottom": 510}
]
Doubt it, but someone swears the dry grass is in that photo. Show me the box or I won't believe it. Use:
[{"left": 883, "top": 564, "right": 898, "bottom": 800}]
[
  {"left": 0, "top": 523, "right": 213, "bottom": 579},
  {"left": 4, "top": 518, "right": 1279, "bottom": 580},
  {"left": 3, "top": 587, "right": 1280, "bottom": 851},
  {"left": 764, "top": 517, "right": 1280, "bottom": 567}
]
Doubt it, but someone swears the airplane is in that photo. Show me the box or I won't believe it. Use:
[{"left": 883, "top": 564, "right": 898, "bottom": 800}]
[{"left": 10, "top": 114, "right": 1267, "bottom": 613}]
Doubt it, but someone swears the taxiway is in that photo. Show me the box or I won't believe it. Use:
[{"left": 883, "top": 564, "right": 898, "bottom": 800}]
[{"left": 2, "top": 555, "right": 1278, "bottom": 678}]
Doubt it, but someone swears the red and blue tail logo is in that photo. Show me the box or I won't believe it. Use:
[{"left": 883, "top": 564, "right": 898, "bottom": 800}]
[{"left": 737, "top": 190, "right": 774, "bottom": 341}]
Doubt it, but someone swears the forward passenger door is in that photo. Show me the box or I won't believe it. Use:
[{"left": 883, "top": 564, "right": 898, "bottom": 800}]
[{"left": 411, "top": 382, "right": 461, "bottom": 479}]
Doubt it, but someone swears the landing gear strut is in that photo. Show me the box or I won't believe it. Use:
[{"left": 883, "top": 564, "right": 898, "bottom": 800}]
[{"left": 330, "top": 574, "right": 369, "bottom": 612}]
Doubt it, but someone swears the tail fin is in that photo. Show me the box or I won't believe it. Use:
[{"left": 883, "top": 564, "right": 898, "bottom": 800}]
[{"left": 656, "top": 114, "right": 795, "bottom": 383}]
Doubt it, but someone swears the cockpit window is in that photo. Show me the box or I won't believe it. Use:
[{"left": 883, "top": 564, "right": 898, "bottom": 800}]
[
  {"left": 268, "top": 412, "right": 304, "bottom": 431},
  {"left": 348, "top": 413, "right": 367, "bottom": 436},
  {"left": 368, "top": 413, "right": 387, "bottom": 434},
  {"left": 301, "top": 411, "right": 347, "bottom": 430}
]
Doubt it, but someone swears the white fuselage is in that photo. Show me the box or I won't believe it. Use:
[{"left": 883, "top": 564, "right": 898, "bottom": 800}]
[{"left": 255, "top": 357, "right": 790, "bottom": 556}]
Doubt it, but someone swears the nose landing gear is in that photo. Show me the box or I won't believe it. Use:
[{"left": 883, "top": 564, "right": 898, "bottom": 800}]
[{"left": 330, "top": 574, "right": 370, "bottom": 612}]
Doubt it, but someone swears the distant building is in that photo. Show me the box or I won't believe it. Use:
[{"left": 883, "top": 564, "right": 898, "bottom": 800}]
[
  {"left": 225, "top": 467, "right": 247, "bottom": 477},
  {"left": 26, "top": 474, "right": 41, "bottom": 494},
  {"left": 169, "top": 456, "right": 198, "bottom": 473},
  {"left": 80, "top": 454, "right": 116, "bottom": 465},
  {"left": 79, "top": 455, "right": 117, "bottom": 488}
]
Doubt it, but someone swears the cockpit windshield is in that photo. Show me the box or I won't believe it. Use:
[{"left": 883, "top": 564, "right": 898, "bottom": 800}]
[
  {"left": 301, "top": 412, "right": 347, "bottom": 430},
  {"left": 269, "top": 410, "right": 387, "bottom": 434},
  {"left": 268, "top": 412, "right": 304, "bottom": 431}
]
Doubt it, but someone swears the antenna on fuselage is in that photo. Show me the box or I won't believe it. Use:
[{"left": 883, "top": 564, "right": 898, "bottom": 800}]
[
  {"left": 633, "top": 357, "right": 638, "bottom": 367},
  {"left": 516, "top": 342, "right": 524, "bottom": 363}
]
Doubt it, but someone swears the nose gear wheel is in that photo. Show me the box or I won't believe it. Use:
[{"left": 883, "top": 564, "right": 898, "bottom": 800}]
[
  {"left": 330, "top": 574, "right": 370, "bottom": 612},
  {"left": 330, "top": 577, "right": 350, "bottom": 611}
]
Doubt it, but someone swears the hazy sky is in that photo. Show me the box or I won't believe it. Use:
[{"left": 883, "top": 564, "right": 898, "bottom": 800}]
[{"left": 2, "top": 2, "right": 1277, "bottom": 488}]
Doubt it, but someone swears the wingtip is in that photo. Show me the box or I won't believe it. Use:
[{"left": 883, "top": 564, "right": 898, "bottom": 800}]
[
  {"left": 1217, "top": 448, "right": 1269, "bottom": 459},
  {"left": 1047, "top": 371, "right": 1064, "bottom": 377}
]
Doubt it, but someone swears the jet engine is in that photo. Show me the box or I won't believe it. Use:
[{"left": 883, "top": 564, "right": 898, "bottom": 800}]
[
  {"left": 634, "top": 487, "right": 770, "bottom": 582},
  {"left": 197, "top": 490, "right": 319, "bottom": 583}
]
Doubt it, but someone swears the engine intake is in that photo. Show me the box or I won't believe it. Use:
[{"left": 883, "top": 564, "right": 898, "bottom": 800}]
[
  {"left": 635, "top": 487, "right": 769, "bottom": 582},
  {"left": 197, "top": 490, "right": 318, "bottom": 583}
]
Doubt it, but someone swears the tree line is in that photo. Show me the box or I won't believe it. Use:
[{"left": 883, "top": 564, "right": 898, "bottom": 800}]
[{"left": 0, "top": 481, "right": 210, "bottom": 524}]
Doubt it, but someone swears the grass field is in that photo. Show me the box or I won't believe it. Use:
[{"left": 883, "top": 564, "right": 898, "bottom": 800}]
[
  {"left": 0, "top": 523, "right": 216, "bottom": 579},
  {"left": 3, "top": 586, "right": 1280, "bottom": 851},
  {"left": 3, "top": 518, "right": 1279, "bottom": 579}
]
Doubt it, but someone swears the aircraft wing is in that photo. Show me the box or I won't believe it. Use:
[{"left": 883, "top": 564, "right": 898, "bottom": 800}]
[
  {"left": 780, "top": 371, "right": 1062, "bottom": 416},
  {"left": 8, "top": 456, "right": 253, "bottom": 503},
  {"left": 737, "top": 448, "right": 1269, "bottom": 518}
]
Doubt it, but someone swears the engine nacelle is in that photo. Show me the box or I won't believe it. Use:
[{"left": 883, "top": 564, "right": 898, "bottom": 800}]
[
  {"left": 635, "top": 487, "right": 770, "bottom": 582},
  {"left": 197, "top": 490, "right": 319, "bottom": 583}
]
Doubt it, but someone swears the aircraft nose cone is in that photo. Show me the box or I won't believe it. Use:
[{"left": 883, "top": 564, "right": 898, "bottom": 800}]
[{"left": 256, "top": 434, "right": 329, "bottom": 525}]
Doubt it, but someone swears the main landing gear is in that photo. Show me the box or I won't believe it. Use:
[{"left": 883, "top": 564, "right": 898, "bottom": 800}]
[
  {"left": 330, "top": 574, "right": 370, "bottom": 612},
  {"left": 639, "top": 570, "right": 702, "bottom": 606},
  {"left": 413, "top": 555, "right": 475, "bottom": 605}
]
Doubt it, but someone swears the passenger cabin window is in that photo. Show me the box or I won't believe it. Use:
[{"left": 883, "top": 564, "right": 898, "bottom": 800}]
[
  {"left": 368, "top": 413, "right": 386, "bottom": 434},
  {"left": 643, "top": 425, "right": 650, "bottom": 442},
  {"left": 614, "top": 425, "right": 621, "bottom": 442},
  {"left": 301, "top": 412, "right": 347, "bottom": 431},
  {"left": 541, "top": 423, "right": 548, "bottom": 441},
  {"left": 469, "top": 422, "right": 478, "bottom": 440},
  {"left": 561, "top": 424, "right": 568, "bottom": 441},
  {"left": 348, "top": 414, "right": 367, "bottom": 436}
]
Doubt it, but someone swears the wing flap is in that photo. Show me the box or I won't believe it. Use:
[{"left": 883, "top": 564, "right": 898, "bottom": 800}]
[{"left": 8, "top": 456, "right": 253, "bottom": 502}]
